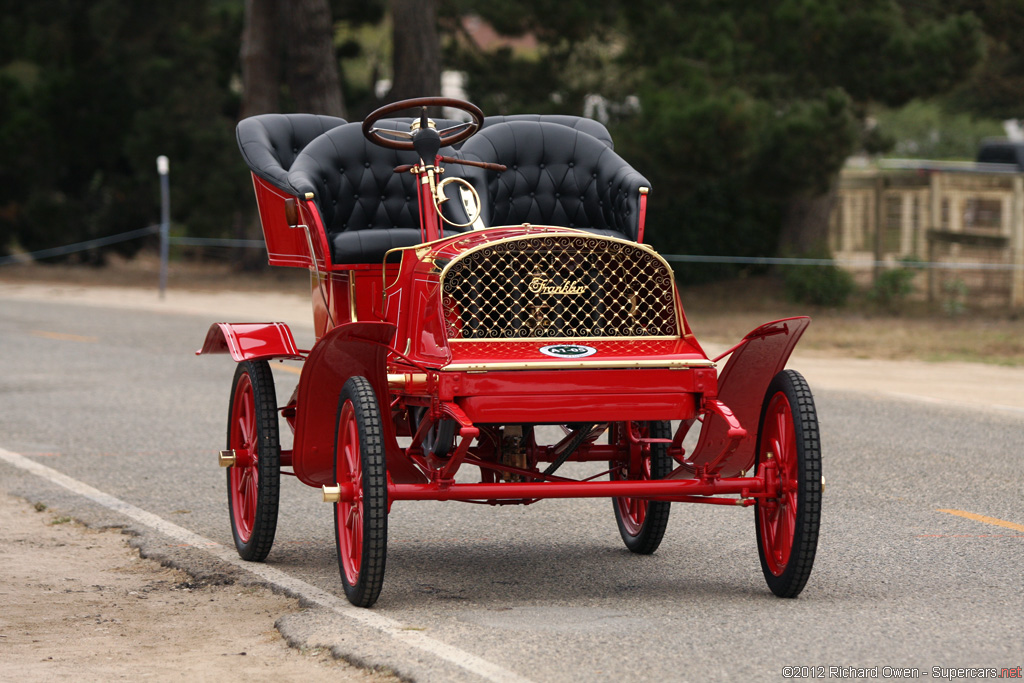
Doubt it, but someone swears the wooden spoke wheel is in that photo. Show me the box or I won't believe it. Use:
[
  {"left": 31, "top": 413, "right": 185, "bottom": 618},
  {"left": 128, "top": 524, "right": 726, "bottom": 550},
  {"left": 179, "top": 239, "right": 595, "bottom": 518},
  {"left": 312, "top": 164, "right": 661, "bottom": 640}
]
[
  {"left": 755, "top": 370, "right": 822, "bottom": 598},
  {"left": 226, "top": 361, "right": 280, "bottom": 562},
  {"left": 610, "top": 421, "right": 673, "bottom": 554},
  {"left": 334, "top": 376, "right": 388, "bottom": 607}
]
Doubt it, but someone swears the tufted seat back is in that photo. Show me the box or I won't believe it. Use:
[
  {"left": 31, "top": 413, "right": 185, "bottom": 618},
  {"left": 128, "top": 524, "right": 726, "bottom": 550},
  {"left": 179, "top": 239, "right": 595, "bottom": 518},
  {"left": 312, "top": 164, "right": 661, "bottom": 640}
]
[
  {"left": 484, "top": 114, "right": 613, "bottom": 149},
  {"left": 237, "top": 113, "right": 627, "bottom": 264},
  {"left": 458, "top": 122, "right": 649, "bottom": 241},
  {"left": 236, "top": 114, "right": 347, "bottom": 192},
  {"left": 286, "top": 121, "right": 472, "bottom": 265}
]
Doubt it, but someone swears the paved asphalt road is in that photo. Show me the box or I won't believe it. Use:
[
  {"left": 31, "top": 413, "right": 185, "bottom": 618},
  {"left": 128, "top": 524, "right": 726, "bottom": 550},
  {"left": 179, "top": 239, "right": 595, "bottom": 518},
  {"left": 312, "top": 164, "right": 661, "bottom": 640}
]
[{"left": 1, "top": 296, "right": 1022, "bottom": 682}]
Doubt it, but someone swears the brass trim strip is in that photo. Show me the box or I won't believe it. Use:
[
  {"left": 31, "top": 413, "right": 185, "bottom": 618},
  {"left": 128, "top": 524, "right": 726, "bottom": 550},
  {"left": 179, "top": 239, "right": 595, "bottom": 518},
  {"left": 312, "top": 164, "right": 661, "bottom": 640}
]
[
  {"left": 381, "top": 225, "right": 585, "bottom": 271},
  {"left": 379, "top": 225, "right": 612, "bottom": 272},
  {"left": 436, "top": 229, "right": 661, "bottom": 283},
  {"left": 348, "top": 273, "right": 357, "bottom": 322},
  {"left": 443, "top": 359, "right": 715, "bottom": 372},
  {"left": 387, "top": 372, "right": 428, "bottom": 390}
]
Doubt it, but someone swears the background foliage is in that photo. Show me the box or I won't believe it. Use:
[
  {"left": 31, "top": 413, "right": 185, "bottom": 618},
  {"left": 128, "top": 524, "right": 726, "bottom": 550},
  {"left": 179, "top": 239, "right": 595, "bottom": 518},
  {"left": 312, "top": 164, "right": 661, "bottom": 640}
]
[
  {"left": 0, "top": 0, "right": 1020, "bottom": 276},
  {"left": 0, "top": 0, "right": 246, "bottom": 259}
]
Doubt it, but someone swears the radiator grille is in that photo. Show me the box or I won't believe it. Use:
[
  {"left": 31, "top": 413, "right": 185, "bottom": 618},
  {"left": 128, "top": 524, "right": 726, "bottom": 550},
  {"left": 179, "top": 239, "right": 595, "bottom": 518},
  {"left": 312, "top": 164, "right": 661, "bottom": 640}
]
[{"left": 440, "top": 234, "right": 678, "bottom": 340}]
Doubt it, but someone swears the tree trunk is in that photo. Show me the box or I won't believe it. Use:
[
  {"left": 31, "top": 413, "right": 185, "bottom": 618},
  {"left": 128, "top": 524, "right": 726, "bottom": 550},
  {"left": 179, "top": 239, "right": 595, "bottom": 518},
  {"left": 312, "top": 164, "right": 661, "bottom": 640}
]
[
  {"left": 238, "top": 0, "right": 282, "bottom": 270},
  {"left": 239, "top": 0, "right": 280, "bottom": 118},
  {"left": 390, "top": 0, "right": 441, "bottom": 102},
  {"left": 284, "top": 0, "right": 346, "bottom": 117},
  {"left": 778, "top": 188, "right": 838, "bottom": 255}
]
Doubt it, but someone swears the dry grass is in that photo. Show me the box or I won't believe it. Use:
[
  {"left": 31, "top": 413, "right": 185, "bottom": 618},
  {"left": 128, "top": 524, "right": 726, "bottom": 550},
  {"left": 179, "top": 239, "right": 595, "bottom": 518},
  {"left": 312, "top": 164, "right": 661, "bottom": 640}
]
[
  {"left": 4, "top": 258, "right": 1023, "bottom": 366},
  {"left": 681, "top": 276, "right": 1024, "bottom": 366}
]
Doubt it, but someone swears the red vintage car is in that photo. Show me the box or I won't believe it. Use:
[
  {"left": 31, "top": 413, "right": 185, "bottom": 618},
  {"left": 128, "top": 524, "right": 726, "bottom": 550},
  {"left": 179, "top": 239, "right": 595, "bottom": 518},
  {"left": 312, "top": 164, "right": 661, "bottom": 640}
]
[{"left": 199, "top": 97, "right": 822, "bottom": 607}]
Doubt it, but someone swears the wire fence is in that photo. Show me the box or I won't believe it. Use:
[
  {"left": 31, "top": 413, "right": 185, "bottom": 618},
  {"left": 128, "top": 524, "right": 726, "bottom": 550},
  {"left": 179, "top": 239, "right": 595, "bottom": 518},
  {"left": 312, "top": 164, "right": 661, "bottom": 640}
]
[
  {"left": 0, "top": 225, "right": 161, "bottom": 265},
  {"left": 0, "top": 227, "right": 265, "bottom": 266},
  {"left": 660, "top": 254, "right": 1024, "bottom": 272},
  {"left": 2, "top": 225, "right": 1023, "bottom": 274}
]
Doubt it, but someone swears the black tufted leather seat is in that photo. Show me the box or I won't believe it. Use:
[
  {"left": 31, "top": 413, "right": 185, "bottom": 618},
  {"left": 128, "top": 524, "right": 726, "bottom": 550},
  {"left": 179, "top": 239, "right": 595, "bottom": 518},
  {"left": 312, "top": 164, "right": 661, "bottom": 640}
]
[
  {"left": 484, "top": 115, "right": 613, "bottom": 149},
  {"left": 286, "top": 121, "right": 473, "bottom": 265},
  {"left": 237, "top": 113, "right": 624, "bottom": 264},
  {"left": 458, "top": 121, "right": 649, "bottom": 241},
  {"left": 236, "top": 114, "right": 347, "bottom": 193}
]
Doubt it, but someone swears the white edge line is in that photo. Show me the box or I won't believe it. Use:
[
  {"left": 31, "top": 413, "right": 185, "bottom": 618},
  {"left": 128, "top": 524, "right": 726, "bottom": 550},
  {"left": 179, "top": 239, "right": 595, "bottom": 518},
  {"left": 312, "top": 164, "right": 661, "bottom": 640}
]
[{"left": 0, "top": 447, "right": 532, "bottom": 683}]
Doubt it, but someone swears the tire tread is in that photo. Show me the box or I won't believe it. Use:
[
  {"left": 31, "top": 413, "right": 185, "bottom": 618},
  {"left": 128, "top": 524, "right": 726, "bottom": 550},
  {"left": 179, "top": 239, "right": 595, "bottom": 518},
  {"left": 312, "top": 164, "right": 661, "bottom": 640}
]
[
  {"left": 756, "top": 369, "right": 821, "bottom": 598},
  {"left": 613, "top": 420, "right": 673, "bottom": 555},
  {"left": 335, "top": 376, "right": 387, "bottom": 607},
  {"left": 227, "top": 360, "right": 280, "bottom": 562}
]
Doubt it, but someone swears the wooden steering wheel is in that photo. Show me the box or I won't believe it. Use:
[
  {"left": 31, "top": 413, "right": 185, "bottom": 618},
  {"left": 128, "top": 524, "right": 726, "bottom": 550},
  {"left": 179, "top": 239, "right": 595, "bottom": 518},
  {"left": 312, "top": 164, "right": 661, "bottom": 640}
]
[{"left": 361, "top": 97, "right": 484, "bottom": 150}]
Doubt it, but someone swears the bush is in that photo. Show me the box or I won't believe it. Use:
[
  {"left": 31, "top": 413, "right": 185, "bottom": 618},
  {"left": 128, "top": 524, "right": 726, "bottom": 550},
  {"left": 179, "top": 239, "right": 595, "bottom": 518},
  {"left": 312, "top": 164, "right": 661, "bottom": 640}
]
[
  {"left": 868, "top": 258, "right": 921, "bottom": 311},
  {"left": 942, "top": 278, "right": 969, "bottom": 316},
  {"left": 782, "top": 259, "right": 855, "bottom": 307}
]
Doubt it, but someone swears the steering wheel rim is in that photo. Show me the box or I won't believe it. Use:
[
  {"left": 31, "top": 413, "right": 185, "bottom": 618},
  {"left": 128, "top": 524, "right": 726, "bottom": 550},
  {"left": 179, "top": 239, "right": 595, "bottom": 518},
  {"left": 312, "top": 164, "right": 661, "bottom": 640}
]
[{"left": 361, "top": 97, "right": 484, "bottom": 151}]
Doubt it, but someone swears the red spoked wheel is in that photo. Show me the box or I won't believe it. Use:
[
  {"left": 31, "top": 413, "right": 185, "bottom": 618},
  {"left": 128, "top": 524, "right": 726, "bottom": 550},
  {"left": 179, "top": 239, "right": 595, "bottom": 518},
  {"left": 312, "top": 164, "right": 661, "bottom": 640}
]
[
  {"left": 226, "top": 361, "right": 280, "bottom": 562},
  {"left": 755, "top": 369, "right": 821, "bottom": 598},
  {"left": 333, "top": 376, "right": 388, "bottom": 608},
  {"left": 610, "top": 421, "right": 673, "bottom": 554}
]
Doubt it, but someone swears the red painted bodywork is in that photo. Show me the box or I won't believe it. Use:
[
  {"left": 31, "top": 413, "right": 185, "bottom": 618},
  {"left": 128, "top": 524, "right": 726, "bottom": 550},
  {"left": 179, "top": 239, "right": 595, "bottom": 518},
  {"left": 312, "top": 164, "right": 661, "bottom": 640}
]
[
  {"left": 687, "top": 317, "right": 810, "bottom": 477},
  {"left": 206, "top": 155, "right": 812, "bottom": 508},
  {"left": 251, "top": 174, "right": 330, "bottom": 269},
  {"left": 637, "top": 190, "right": 649, "bottom": 243},
  {"left": 196, "top": 322, "right": 302, "bottom": 362}
]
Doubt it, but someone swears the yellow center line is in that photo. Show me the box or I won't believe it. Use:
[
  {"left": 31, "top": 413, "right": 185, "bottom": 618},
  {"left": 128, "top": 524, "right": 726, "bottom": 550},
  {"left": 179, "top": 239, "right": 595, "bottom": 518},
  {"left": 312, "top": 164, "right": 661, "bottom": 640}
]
[
  {"left": 274, "top": 364, "right": 303, "bottom": 375},
  {"left": 938, "top": 509, "right": 1024, "bottom": 533},
  {"left": 31, "top": 330, "right": 99, "bottom": 343}
]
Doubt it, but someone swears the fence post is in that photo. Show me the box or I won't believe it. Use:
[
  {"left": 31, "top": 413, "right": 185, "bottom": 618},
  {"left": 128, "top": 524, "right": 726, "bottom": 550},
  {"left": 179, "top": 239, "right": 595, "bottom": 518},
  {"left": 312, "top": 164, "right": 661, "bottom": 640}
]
[
  {"left": 873, "top": 173, "right": 886, "bottom": 284},
  {"left": 927, "top": 171, "right": 942, "bottom": 304},
  {"left": 1012, "top": 174, "right": 1024, "bottom": 307},
  {"left": 157, "top": 156, "right": 170, "bottom": 300}
]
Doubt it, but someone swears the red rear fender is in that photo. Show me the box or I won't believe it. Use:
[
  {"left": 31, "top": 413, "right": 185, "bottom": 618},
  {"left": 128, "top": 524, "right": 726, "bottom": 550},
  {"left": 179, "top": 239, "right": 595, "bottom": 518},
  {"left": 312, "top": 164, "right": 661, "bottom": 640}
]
[{"left": 196, "top": 322, "right": 303, "bottom": 362}]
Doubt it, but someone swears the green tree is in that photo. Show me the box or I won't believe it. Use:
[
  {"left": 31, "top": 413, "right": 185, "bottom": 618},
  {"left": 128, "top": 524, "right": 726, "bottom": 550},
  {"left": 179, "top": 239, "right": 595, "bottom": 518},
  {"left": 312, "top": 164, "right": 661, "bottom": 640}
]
[
  {"left": 443, "top": 1, "right": 984, "bottom": 279},
  {"left": 613, "top": 1, "right": 982, "bottom": 268},
  {"left": 0, "top": 0, "right": 247, "bottom": 259},
  {"left": 944, "top": 0, "right": 1024, "bottom": 119},
  {"left": 441, "top": 0, "right": 622, "bottom": 115}
]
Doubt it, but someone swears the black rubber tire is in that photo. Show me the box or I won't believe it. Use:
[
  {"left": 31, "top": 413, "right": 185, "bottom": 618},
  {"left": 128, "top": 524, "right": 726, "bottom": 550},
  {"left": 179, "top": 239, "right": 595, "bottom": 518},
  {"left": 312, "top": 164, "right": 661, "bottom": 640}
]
[
  {"left": 334, "top": 376, "right": 388, "bottom": 608},
  {"left": 226, "top": 360, "right": 280, "bottom": 562},
  {"left": 411, "top": 406, "right": 457, "bottom": 457},
  {"left": 754, "top": 369, "right": 822, "bottom": 598},
  {"left": 612, "top": 421, "right": 673, "bottom": 554}
]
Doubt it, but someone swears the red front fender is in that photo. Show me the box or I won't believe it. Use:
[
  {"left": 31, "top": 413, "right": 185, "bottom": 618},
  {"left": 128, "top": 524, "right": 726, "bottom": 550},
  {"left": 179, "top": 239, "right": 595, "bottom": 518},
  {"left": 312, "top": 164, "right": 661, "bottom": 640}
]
[
  {"left": 290, "top": 321, "right": 428, "bottom": 488},
  {"left": 196, "top": 322, "right": 303, "bottom": 362},
  {"left": 688, "top": 317, "right": 811, "bottom": 477}
]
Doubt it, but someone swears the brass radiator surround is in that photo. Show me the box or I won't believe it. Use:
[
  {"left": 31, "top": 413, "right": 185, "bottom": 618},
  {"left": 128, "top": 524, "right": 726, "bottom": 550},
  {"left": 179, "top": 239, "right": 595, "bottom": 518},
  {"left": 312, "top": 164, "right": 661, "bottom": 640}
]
[{"left": 439, "top": 233, "right": 679, "bottom": 341}]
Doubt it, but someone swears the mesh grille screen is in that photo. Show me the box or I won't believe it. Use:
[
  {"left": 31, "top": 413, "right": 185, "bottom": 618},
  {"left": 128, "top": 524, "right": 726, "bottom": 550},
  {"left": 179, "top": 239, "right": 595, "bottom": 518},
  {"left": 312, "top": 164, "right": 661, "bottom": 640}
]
[{"left": 440, "top": 235, "right": 678, "bottom": 340}]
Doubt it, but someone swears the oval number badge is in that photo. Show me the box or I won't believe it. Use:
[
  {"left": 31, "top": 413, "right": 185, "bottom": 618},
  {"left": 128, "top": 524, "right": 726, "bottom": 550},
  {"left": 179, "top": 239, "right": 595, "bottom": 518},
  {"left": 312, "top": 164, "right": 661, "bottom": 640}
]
[{"left": 539, "top": 344, "right": 597, "bottom": 359}]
